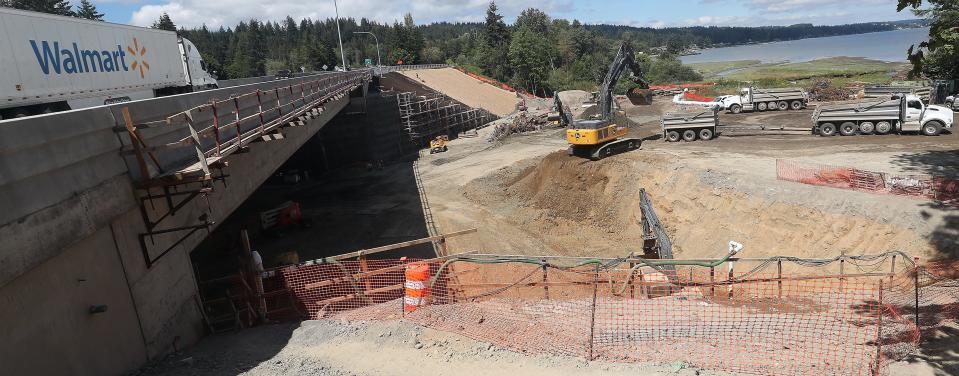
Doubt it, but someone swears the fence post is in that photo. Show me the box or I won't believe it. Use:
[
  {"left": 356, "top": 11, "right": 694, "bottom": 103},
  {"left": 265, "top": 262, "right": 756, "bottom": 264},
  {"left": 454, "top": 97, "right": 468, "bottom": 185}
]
[
  {"left": 914, "top": 257, "right": 921, "bottom": 342},
  {"left": 710, "top": 266, "right": 715, "bottom": 297},
  {"left": 727, "top": 261, "right": 735, "bottom": 298},
  {"left": 587, "top": 263, "right": 599, "bottom": 361},
  {"left": 542, "top": 263, "right": 549, "bottom": 299},
  {"left": 875, "top": 280, "right": 884, "bottom": 376},
  {"left": 840, "top": 258, "right": 845, "bottom": 292},
  {"left": 889, "top": 254, "right": 897, "bottom": 283},
  {"left": 777, "top": 259, "right": 783, "bottom": 298},
  {"left": 629, "top": 261, "right": 635, "bottom": 298}
]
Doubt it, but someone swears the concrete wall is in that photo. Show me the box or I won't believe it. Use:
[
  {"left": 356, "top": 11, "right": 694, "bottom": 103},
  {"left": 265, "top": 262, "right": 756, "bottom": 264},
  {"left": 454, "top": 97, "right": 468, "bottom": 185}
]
[{"left": 0, "top": 73, "right": 364, "bottom": 375}]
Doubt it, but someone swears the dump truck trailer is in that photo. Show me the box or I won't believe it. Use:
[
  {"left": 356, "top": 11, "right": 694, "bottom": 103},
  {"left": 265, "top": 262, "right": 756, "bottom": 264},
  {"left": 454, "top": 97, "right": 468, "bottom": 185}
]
[
  {"left": 812, "top": 94, "right": 953, "bottom": 136},
  {"left": 0, "top": 7, "right": 218, "bottom": 119},
  {"left": 715, "top": 87, "right": 807, "bottom": 114},
  {"left": 864, "top": 85, "right": 931, "bottom": 103},
  {"left": 662, "top": 108, "right": 719, "bottom": 142}
]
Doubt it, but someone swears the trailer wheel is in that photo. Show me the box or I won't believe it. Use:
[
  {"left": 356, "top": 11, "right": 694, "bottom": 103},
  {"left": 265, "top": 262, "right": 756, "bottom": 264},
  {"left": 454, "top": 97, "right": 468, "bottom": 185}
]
[
  {"left": 682, "top": 129, "right": 697, "bottom": 142},
  {"left": 819, "top": 123, "right": 837, "bottom": 137},
  {"left": 757, "top": 102, "right": 767, "bottom": 111},
  {"left": 875, "top": 121, "right": 892, "bottom": 135},
  {"left": 777, "top": 101, "right": 789, "bottom": 111},
  {"left": 790, "top": 100, "right": 803, "bottom": 110},
  {"left": 699, "top": 128, "right": 714, "bottom": 141},
  {"left": 922, "top": 121, "right": 943, "bottom": 136},
  {"left": 666, "top": 131, "right": 681, "bottom": 142},
  {"left": 729, "top": 104, "right": 742, "bottom": 114},
  {"left": 859, "top": 122, "right": 875, "bottom": 135},
  {"left": 839, "top": 122, "right": 857, "bottom": 136}
]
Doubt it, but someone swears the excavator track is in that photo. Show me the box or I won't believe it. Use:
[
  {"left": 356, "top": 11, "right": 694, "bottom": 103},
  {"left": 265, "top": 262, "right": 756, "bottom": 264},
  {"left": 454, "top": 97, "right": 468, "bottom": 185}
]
[{"left": 568, "top": 138, "right": 642, "bottom": 160}]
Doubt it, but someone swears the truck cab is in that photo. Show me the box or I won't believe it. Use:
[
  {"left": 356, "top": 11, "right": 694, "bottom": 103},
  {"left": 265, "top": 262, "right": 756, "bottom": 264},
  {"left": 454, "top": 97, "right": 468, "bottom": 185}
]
[
  {"left": 178, "top": 38, "right": 218, "bottom": 90},
  {"left": 901, "top": 94, "right": 953, "bottom": 135}
]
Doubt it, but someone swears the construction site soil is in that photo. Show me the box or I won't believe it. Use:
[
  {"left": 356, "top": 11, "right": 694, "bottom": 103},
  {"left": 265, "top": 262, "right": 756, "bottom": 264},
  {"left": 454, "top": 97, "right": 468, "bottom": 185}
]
[{"left": 138, "top": 70, "right": 959, "bottom": 375}]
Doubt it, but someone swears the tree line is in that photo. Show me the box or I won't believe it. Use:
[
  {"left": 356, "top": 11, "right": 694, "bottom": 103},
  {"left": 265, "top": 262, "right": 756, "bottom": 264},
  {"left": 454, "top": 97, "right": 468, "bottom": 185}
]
[{"left": 2, "top": 0, "right": 940, "bottom": 95}]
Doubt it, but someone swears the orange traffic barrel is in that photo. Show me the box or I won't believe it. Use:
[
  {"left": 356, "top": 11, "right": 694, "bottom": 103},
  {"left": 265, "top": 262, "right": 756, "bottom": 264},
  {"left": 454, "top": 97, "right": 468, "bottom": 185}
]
[{"left": 404, "top": 263, "right": 430, "bottom": 313}]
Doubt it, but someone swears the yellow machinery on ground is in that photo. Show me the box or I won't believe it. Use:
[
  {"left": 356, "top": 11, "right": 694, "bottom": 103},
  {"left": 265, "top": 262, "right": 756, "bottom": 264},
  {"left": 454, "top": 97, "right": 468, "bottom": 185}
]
[
  {"left": 562, "top": 42, "right": 652, "bottom": 160},
  {"left": 429, "top": 135, "right": 449, "bottom": 154}
]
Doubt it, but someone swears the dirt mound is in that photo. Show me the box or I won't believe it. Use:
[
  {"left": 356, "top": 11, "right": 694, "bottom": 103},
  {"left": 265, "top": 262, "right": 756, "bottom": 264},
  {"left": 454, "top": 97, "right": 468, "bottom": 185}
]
[
  {"left": 401, "top": 68, "right": 520, "bottom": 117},
  {"left": 464, "top": 150, "right": 933, "bottom": 261}
]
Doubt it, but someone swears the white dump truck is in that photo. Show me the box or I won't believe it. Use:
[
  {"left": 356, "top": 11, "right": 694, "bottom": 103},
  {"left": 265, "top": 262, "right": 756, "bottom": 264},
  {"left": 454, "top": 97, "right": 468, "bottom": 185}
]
[
  {"left": 812, "top": 94, "right": 953, "bottom": 136},
  {"left": 662, "top": 108, "right": 719, "bottom": 142},
  {"left": 714, "top": 87, "right": 807, "bottom": 114},
  {"left": 0, "top": 8, "right": 218, "bottom": 119}
]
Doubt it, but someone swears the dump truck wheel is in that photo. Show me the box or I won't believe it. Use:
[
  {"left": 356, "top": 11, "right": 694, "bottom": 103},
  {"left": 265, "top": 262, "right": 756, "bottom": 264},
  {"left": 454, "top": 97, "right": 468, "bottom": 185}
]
[
  {"left": 777, "top": 101, "right": 788, "bottom": 111},
  {"left": 859, "top": 122, "right": 875, "bottom": 135},
  {"left": 757, "top": 102, "right": 767, "bottom": 111},
  {"left": 875, "top": 121, "right": 892, "bottom": 135},
  {"left": 682, "top": 129, "right": 697, "bottom": 142},
  {"left": 839, "top": 122, "right": 857, "bottom": 136},
  {"left": 767, "top": 102, "right": 778, "bottom": 111},
  {"left": 699, "top": 128, "right": 713, "bottom": 141},
  {"left": 790, "top": 100, "right": 803, "bottom": 110},
  {"left": 666, "top": 131, "right": 681, "bottom": 142},
  {"left": 922, "top": 121, "right": 942, "bottom": 136},
  {"left": 729, "top": 104, "right": 742, "bottom": 114},
  {"left": 819, "top": 123, "right": 837, "bottom": 137}
]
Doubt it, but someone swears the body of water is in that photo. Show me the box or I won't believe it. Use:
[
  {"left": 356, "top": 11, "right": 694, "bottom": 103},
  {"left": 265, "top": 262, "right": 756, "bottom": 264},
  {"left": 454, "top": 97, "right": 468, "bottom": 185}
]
[{"left": 680, "top": 27, "right": 929, "bottom": 64}]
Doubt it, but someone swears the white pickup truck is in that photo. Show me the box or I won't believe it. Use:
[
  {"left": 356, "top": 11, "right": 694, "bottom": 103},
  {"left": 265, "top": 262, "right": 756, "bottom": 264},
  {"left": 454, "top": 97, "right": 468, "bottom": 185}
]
[{"left": 812, "top": 94, "right": 953, "bottom": 136}]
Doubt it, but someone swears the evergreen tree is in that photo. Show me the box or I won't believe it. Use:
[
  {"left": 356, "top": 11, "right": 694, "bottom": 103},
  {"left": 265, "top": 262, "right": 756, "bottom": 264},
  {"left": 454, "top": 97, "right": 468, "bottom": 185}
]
[
  {"left": 8, "top": 0, "right": 74, "bottom": 16},
  {"left": 152, "top": 13, "right": 176, "bottom": 31},
  {"left": 74, "top": 0, "right": 103, "bottom": 21},
  {"left": 484, "top": 2, "right": 509, "bottom": 47}
]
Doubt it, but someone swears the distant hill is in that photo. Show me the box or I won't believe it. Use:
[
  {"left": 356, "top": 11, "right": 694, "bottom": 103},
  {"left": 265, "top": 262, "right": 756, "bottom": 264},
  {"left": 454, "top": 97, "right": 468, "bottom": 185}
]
[{"left": 580, "top": 19, "right": 930, "bottom": 49}]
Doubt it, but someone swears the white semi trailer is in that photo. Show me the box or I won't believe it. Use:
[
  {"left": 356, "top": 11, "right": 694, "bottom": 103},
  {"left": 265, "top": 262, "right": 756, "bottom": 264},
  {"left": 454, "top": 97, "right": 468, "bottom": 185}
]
[
  {"left": 812, "top": 94, "right": 953, "bottom": 136},
  {"left": 714, "top": 86, "right": 807, "bottom": 114},
  {"left": 0, "top": 8, "right": 218, "bottom": 119}
]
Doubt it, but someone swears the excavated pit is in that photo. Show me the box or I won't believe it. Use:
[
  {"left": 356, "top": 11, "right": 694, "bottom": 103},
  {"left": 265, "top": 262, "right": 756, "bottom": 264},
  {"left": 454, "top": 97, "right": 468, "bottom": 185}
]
[{"left": 462, "top": 150, "right": 935, "bottom": 263}]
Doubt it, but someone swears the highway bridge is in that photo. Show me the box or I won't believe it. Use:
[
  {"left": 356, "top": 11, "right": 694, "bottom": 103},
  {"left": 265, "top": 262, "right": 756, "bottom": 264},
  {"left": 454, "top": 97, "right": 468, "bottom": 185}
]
[{"left": 0, "top": 69, "right": 375, "bottom": 375}]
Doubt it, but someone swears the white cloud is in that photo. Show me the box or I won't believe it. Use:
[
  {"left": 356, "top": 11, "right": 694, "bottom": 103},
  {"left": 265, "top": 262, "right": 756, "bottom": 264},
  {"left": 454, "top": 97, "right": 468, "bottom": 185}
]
[{"left": 129, "top": 0, "right": 574, "bottom": 29}]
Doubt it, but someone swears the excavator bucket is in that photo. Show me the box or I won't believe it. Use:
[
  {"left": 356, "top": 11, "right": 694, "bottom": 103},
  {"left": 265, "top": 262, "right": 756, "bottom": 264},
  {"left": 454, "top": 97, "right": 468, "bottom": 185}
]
[{"left": 627, "top": 88, "right": 653, "bottom": 105}]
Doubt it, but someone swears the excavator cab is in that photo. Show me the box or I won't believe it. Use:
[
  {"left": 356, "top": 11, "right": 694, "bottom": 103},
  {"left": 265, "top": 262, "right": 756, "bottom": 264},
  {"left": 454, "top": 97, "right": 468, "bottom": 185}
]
[{"left": 566, "top": 41, "right": 650, "bottom": 160}]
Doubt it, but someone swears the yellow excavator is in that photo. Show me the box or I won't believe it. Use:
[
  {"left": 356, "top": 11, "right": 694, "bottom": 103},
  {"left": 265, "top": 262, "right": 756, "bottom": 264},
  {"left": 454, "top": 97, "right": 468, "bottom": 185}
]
[{"left": 561, "top": 42, "right": 652, "bottom": 160}]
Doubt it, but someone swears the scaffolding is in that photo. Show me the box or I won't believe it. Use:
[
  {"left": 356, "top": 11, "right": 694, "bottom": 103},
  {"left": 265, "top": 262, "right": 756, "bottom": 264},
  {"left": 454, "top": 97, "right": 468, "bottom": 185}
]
[
  {"left": 119, "top": 71, "right": 371, "bottom": 267},
  {"left": 396, "top": 91, "right": 498, "bottom": 147}
]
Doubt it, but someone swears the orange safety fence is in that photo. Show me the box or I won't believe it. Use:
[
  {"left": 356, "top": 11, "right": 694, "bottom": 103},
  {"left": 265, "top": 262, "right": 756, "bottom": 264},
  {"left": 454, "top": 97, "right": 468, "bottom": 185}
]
[
  {"left": 776, "top": 159, "right": 959, "bottom": 206},
  {"left": 245, "top": 252, "right": 959, "bottom": 375}
]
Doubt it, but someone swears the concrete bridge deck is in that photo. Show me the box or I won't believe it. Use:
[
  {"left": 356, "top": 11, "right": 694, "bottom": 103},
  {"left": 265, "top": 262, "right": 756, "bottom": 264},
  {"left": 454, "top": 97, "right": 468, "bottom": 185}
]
[{"left": 0, "top": 70, "right": 371, "bottom": 375}]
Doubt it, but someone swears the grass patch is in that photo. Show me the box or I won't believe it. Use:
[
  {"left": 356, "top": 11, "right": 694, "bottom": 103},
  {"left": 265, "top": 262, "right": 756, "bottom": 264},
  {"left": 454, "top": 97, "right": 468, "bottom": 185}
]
[
  {"left": 687, "top": 60, "right": 762, "bottom": 78},
  {"left": 723, "top": 57, "right": 906, "bottom": 82},
  {"left": 683, "top": 57, "right": 909, "bottom": 96}
]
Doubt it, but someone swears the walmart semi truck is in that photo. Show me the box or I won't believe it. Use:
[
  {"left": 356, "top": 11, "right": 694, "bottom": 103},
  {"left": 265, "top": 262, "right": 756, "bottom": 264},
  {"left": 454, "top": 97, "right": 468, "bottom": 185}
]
[{"left": 0, "top": 8, "right": 218, "bottom": 119}]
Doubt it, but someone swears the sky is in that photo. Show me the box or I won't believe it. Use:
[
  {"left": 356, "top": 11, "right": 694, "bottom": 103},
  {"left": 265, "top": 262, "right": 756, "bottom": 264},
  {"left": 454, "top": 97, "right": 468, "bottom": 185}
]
[{"left": 84, "top": 0, "right": 916, "bottom": 30}]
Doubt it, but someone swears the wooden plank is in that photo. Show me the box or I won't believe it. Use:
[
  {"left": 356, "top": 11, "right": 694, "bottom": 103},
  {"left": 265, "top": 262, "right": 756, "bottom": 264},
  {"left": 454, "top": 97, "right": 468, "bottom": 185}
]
[
  {"left": 321, "top": 228, "right": 478, "bottom": 262},
  {"left": 122, "top": 107, "right": 150, "bottom": 182},
  {"left": 314, "top": 283, "right": 404, "bottom": 306},
  {"left": 303, "top": 251, "right": 477, "bottom": 291}
]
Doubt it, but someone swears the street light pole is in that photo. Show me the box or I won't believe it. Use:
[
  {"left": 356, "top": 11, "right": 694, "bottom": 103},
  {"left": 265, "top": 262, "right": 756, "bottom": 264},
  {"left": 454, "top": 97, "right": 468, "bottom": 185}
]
[
  {"left": 332, "top": 0, "right": 347, "bottom": 70},
  {"left": 353, "top": 31, "right": 381, "bottom": 66}
]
